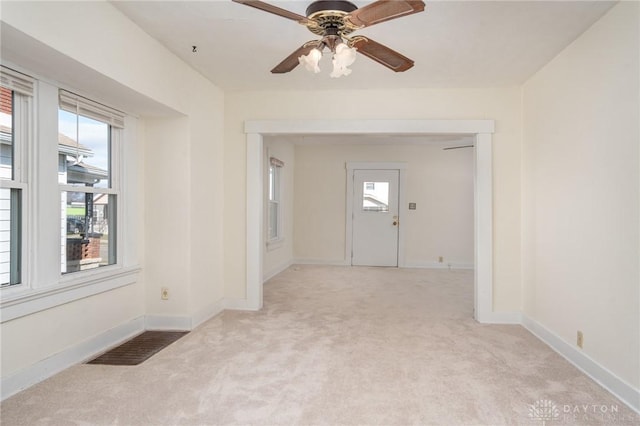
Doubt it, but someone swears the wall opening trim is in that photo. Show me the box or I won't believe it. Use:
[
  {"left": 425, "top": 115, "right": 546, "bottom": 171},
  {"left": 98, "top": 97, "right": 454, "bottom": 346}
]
[{"left": 244, "top": 119, "right": 495, "bottom": 322}]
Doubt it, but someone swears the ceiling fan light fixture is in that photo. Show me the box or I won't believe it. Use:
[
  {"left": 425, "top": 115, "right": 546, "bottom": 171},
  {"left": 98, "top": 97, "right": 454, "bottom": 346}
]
[
  {"left": 298, "top": 48, "right": 323, "bottom": 73},
  {"left": 330, "top": 42, "right": 357, "bottom": 78}
]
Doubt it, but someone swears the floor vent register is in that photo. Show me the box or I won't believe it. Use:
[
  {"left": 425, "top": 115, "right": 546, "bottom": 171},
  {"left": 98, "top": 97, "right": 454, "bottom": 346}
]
[{"left": 87, "top": 331, "right": 189, "bottom": 366}]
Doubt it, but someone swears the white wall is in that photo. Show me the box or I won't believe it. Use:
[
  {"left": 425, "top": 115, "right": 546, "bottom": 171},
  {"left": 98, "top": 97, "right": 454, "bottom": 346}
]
[
  {"left": 292, "top": 142, "right": 474, "bottom": 268},
  {"left": 263, "top": 138, "right": 295, "bottom": 280},
  {"left": 224, "top": 87, "right": 522, "bottom": 311},
  {"left": 0, "top": 1, "right": 225, "bottom": 384},
  {"left": 522, "top": 1, "right": 639, "bottom": 390}
]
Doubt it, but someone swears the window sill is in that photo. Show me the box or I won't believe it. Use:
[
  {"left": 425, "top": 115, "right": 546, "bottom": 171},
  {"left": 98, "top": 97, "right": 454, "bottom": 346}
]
[
  {"left": 0, "top": 265, "right": 141, "bottom": 323},
  {"left": 266, "top": 238, "right": 285, "bottom": 252}
]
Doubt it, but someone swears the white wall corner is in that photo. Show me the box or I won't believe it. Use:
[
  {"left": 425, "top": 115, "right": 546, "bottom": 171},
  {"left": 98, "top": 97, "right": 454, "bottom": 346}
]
[
  {"left": 522, "top": 315, "right": 640, "bottom": 414},
  {"left": 1, "top": 316, "right": 145, "bottom": 401},
  {"left": 263, "top": 259, "right": 293, "bottom": 283},
  {"left": 191, "top": 298, "right": 226, "bottom": 329}
]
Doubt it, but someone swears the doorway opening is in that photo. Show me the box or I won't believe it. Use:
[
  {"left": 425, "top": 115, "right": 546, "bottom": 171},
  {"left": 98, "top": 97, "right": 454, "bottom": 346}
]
[{"left": 244, "top": 120, "right": 495, "bottom": 322}]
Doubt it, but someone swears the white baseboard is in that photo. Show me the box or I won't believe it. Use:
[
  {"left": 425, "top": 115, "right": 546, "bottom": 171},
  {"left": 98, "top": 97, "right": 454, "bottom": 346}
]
[
  {"left": 293, "top": 258, "right": 350, "bottom": 266},
  {"left": 223, "top": 297, "right": 259, "bottom": 311},
  {"left": 145, "top": 315, "right": 191, "bottom": 331},
  {"left": 522, "top": 315, "right": 640, "bottom": 414},
  {"left": 263, "top": 259, "right": 293, "bottom": 283},
  {"left": 291, "top": 260, "right": 474, "bottom": 269},
  {"left": 1, "top": 315, "right": 145, "bottom": 401},
  {"left": 403, "top": 261, "right": 474, "bottom": 270}
]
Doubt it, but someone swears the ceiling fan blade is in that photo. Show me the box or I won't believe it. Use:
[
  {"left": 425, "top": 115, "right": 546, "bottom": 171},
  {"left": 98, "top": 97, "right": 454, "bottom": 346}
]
[
  {"left": 271, "top": 43, "right": 318, "bottom": 74},
  {"left": 232, "top": 0, "right": 313, "bottom": 25},
  {"left": 351, "top": 37, "right": 414, "bottom": 72},
  {"left": 346, "top": 0, "right": 425, "bottom": 28}
]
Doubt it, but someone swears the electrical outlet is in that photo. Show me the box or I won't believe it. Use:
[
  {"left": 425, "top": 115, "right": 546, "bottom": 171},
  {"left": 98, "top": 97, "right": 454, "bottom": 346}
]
[
  {"left": 161, "top": 288, "right": 169, "bottom": 300},
  {"left": 577, "top": 330, "right": 583, "bottom": 348},
  {"left": 438, "top": 256, "right": 443, "bottom": 263}
]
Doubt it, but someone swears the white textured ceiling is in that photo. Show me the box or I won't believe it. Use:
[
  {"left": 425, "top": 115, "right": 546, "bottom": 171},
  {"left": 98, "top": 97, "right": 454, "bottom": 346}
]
[{"left": 112, "top": 0, "right": 615, "bottom": 91}]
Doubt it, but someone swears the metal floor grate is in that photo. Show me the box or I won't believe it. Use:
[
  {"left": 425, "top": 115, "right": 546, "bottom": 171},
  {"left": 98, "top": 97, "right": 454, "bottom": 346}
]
[{"left": 87, "top": 331, "right": 189, "bottom": 366}]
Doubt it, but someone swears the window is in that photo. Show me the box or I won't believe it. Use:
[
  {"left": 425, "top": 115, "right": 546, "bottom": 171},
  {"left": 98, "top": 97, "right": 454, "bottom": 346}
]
[
  {"left": 0, "top": 67, "right": 32, "bottom": 287},
  {"left": 0, "top": 66, "right": 138, "bottom": 321},
  {"left": 362, "top": 181, "right": 390, "bottom": 212},
  {"left": 58, "top": 91, "right": 123, "bottom": 274},
  {"left": 268, "top": 157, "right": 283, "bottom": 241}
]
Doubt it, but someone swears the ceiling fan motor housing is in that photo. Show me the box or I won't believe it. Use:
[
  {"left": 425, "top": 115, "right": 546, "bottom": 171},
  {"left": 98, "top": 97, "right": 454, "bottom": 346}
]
[
  {"left": 306, "top": 0, "right": 357, "bottom": 16},
  {"left": 306, "top": 0, "right": 359, "bottom": 36}
]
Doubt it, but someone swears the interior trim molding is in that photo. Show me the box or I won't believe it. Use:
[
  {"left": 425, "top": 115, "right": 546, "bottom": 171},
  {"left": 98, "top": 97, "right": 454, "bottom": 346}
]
[
  {"left": 245, "top": 119, "right": 495, "bottom": 135},
  {"left": 1, "top": 315, "right": 145, "bottom": 401},
  {"left": 404, "top": 261, "right": 475, "bottom": 270},
  {"left": 522, "top": 315, "right": 640, "bottom": 414},
  {"left": 224, "top": 297, "right": 255, "bottom": 311},
  {"left": 144, "top": 315, "right": 192, "bottom": 331},
  {"left": 293, "top": 258, "right": 351, "bottom": 266},
  {"left": 244, "top": 119, "right": 495, "bottom": 323}
]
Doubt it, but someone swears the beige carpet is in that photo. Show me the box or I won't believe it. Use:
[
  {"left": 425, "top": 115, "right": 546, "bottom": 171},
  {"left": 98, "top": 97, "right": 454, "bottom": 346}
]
[{"left": 1, "top": 265, "right": 637, "bottom": 425}]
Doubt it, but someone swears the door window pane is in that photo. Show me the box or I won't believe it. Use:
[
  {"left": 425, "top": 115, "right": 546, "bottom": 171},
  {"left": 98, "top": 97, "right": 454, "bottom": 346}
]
[{"left": 362, "top": 181, "right": 389, "bottom": 212}]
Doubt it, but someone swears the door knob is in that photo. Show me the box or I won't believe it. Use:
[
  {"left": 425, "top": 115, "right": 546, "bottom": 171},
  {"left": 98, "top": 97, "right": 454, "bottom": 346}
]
[{"left": 392, "top": 220, "right": 398, "bottom": 226}]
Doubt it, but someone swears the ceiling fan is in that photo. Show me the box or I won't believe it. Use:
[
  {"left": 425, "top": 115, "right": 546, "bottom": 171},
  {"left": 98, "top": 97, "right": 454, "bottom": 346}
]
[{"left": 232, "top": 0, "right": 425, "bottom": 76}]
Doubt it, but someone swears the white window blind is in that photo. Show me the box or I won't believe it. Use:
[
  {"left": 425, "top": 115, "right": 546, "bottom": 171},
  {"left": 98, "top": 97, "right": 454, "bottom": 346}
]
[
  {"left": 0, "top": 66, "right": 34, "bottom": 96},
  {"left": 59, "top": 90, "right": 125, "bottom": 129}
]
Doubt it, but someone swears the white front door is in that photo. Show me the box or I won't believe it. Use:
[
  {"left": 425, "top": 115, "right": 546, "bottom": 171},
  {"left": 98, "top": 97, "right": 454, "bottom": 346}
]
[{"left": 352, "top": 169, "right": 400, "bottom": 266}]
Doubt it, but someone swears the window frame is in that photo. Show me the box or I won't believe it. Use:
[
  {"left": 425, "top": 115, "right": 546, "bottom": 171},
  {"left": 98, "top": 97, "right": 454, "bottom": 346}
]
[
  {"left": 0, "top": 67, "right": 32, "bottom": 289},
  {"left": 267, "top": 156, "right": 284, "bottom": 248},
  {"left": 0, "top": 65, "right": 139, "bottom": 323},
  {"left": 57, "top": 97, "right": 122, "bottom": 276}
]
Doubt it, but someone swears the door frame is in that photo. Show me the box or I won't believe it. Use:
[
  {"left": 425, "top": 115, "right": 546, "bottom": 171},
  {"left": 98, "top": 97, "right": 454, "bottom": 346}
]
[
  {"left": 346, "top": 162, "right": 407, "bottom": 267},
  {"left": 243, "top": 119, "right": 495, "bottom": 323}
]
